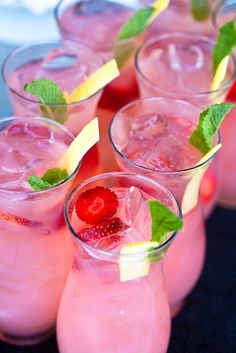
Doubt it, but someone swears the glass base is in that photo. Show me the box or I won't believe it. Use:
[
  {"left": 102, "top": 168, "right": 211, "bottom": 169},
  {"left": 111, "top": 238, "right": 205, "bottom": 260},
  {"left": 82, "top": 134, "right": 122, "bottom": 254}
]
[
  {"left": 170, "top": 300, "right": 185, "bottom": 318},
  {"left": 0, "top": 327, "right": 55, "bottom": 346}
]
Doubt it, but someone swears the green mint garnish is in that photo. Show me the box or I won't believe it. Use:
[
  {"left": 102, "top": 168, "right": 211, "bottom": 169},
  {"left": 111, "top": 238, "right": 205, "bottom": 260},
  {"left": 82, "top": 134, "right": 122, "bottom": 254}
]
[
  {"left": 28, "top": 168, "right": 69, "bottom": 191},
  {"left": 114, "top": 6, "right": 155, "bottom": 68},
  {"left": 212, "top": 20, "right": 236, "bottom": 75},
  {"left": 24, "top": 79, "right": 68, "bottom": 124},
  {"left": 191, "top": 0, "right": 210, "bottom": 21},
  {"left": 189, "top": 103, "right": 234, "bottom": 155},
  {"left": 148, "top": 200, "right": 183, "bottom": 244}
]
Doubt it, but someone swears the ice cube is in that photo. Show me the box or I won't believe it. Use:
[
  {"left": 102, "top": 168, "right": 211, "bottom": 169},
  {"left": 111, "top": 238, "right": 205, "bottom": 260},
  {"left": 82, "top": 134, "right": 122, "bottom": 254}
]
[
  {"left": 130, "top": 113, "right": 168, "bottom": 141},
  {"left": 74, "top": 1, "right": 123, "bottom": 16},
  {"left": 25, "top": 123, "right": 52, "bottom": 140},
  {"left": 42, "top": 52, "right": 77, "bottom": 70},
  {"left": 168, "top": 43, "right": 204, "bottom": 72},
  {"left": 4, "top": 122, "right": 25, "bottom": 137}
]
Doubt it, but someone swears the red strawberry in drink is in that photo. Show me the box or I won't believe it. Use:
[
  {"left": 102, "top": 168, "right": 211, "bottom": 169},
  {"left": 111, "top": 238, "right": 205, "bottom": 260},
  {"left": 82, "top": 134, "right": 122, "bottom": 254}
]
[
  {"left": 0, "top": 211, "right": 40, "bottom": 227},
  {"left": 78, "top": 217, "right": 124, "bottom": 242},
  {"left": 76, "top": 186, "right": 118, "bottom": 225}
]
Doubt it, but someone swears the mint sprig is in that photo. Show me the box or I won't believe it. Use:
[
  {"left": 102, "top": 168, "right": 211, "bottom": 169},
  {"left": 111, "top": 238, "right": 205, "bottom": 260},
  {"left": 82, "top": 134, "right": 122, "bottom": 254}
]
[
  {"left": 114, "top": 6, "right": 155, "bottom": 68},
  {"left": 189, "top": 103, "right": 234, "bottom": 155},
  {"left": 148, "top": 200, "right": 183, "bottom": 244},
  {"left": 28, "top": 167, "right": 69, "bottom": 191},
  {"left": 24, "top": 79, "right": 68, "bottom": 124},
  {"left": 191, "top": 0, "right": 210, "bottom": 21},
  {"left": 212, "top": 20, "right": 236, "bottom": 75}
]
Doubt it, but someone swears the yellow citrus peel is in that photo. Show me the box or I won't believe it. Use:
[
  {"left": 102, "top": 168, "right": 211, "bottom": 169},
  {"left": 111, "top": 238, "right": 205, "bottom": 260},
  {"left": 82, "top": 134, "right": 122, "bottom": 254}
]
[
  {"left": 211, "top": 56, "right": 230, "bottom": 91},
  {"left": 149, "top": 0, "right": 170, "bottom": 23},
  {"left": 65, "top": 59, "right": 119, "bottom": 103},
  {"left": 57, "top": 117, "right": 99, "bottom": 175},
  {"left": 182, "top": 143, "right": 222, "bottom": 214},
  {"left": 119, "top": 241, "right": 159, "bottom": 282}
]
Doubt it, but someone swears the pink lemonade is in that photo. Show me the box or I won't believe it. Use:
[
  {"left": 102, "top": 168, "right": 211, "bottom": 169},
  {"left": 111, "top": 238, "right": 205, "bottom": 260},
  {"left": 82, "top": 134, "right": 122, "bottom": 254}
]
[
  {"left": 109, "top": 98, "right": 219, "bottom": 314},
  {"left": 135, "top": 32, "right": 235, "bottom": 217},
  {"left": 56, "top": 0, "right": 140, "bottom": 110},
  {"left": 57, "top": 173, "right": 181, "bottom": 353},
  {"left": 140, "top": 0, "right": 216, "bottom": 38},
  {"left": 212, "top": 1, "right": 236, "bottom": 207},
  {"left": 3, "top": 40, "right": 104, "bottom": 182},
  {"left": 0, "top": 117, "right": 77, "bottom": 345}
]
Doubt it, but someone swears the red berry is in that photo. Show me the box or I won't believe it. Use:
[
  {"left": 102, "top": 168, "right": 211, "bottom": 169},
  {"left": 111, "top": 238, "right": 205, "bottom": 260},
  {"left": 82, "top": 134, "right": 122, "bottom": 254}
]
[
  {"left": 0, "top": 211, "right": 40, "bottom": 227},
  {"left": 78, "top": 217, "right": 124, "bottom": 242},
  {"left": 76, "top": 186, "right": 118, "bottom": 225}
]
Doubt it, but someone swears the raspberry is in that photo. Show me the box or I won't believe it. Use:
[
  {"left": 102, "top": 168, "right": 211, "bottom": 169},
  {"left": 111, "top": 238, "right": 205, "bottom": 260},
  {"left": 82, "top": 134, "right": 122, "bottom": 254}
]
[{"left": 76, "top": 186, "right": 118, "bottom": 224}]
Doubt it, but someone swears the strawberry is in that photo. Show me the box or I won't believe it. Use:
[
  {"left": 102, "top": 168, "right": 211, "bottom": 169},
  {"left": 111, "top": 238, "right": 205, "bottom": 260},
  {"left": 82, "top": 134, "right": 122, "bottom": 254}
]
[
  {"left": 76, "top": 186, "right": 118, "bottom": 225},
  {"left": 0, "top": 211, "right": 40, "bottom": 227},
  {"left": 78, "top": 217, "right": 124, "bottom": 242},
  {"left": 200, "top": 172, "right": 217, "bottom": 204}
]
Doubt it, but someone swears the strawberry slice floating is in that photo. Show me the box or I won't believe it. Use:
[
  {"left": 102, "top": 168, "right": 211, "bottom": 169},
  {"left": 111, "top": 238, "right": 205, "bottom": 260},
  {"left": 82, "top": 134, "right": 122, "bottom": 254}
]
[
  {"left": 78, "top": 217, "right": 124, "bottom": 242},
  {"left": 76, "top": 186, "right": 118, "bottom": 225},
  {"left": 0, "top": 211, "right": 40, "bottom": 227}
]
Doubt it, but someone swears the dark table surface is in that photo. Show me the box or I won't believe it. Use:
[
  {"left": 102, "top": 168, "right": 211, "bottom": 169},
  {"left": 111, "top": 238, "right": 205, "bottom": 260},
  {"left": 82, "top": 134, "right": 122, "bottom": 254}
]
[{"left": 0, "top": 42, "right": 236, "bottom": 353}]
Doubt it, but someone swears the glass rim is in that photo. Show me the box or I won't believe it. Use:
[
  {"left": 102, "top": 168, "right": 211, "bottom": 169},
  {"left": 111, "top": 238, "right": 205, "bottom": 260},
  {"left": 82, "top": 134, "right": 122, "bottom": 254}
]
[
  {"left": 64, "top": 171, "right": 182, "bottom": 258},
  {"left": 2, "top": 38, "right": 105, "bottom": 105},
  {"left": 109, "top": 96, "right": 221, "bottom": 175},
  {"left": 0, "top": 115, "right": 81, "bottom": 196},
  {"left": 135, "top": 31, "right": 236, "bottom": 97},
  {"left": 212, "top": 0, "right": 236, "bottom": 29},
  {"left": 54, "top": 0, "right": 139, "bottom": 49}
]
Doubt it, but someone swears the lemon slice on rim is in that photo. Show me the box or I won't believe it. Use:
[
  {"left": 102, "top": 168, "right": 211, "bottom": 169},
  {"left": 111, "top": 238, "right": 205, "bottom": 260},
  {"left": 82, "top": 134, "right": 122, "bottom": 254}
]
[
  {"left": 65, "top": 59, "right": 119, "bottom": 103},
  {"left": 211, "top": 56, "right": 230, "bottom": 92},
  {"left": 119, "top": 241, "right": 159, "bottom": 282},
  {"left": 182, "top": 143, "right": 222, "bottom": 215},
  {"left": 150, "top": 0, "right": 170, "bottom": 23},
  {"left": 57, "top": 117, "right": 99, "bottom": 174}
]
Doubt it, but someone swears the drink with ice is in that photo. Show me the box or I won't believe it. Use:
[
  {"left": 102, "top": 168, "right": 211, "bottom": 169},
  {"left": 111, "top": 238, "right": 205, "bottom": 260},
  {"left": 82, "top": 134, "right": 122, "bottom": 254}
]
[
  {"left": 0, "top": 116, "right": 77, "bottom": 345},
  {"left": 135, "top": 32, "right": 235, "bottom": 217},
  {"left": 57, "top": 173, "right": 181, "bottom": 353},
  {"left": 110, "top": 98, "right": 220, "bottom": 314},
  {"left": 3, "top": 40, "right": 104, "bottom": 181}
]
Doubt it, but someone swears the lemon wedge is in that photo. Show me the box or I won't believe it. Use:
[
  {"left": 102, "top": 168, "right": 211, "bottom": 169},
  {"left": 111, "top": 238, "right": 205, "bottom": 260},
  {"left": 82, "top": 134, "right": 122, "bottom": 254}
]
[
  {"left": 57, "top": 117, "right": 99, "bottom": 175},
  {"left": 182, "top": 143, "right": 222, "bottom": 214},
  {"left": 150, "top": 0, "right": 170, "bottom": 23},
  {"left": 119, "top": 241, "right": 159, "bottom": 282},
  {"left": 66, "top": 59, "right": 119, "bottom": 103},
  {"left": 211, "top": 56, "right": 230, "bottom": 92}
]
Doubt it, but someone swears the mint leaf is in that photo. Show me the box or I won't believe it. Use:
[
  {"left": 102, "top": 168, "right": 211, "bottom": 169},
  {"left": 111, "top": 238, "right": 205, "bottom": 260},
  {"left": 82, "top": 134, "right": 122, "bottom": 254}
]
[
  {"left": 28, "top": 176, "right": 52, "bottom": 191},
  {"left": 117, "top": 7, "right": 154, "bottom": 41},
  {"left": 28, "top": 167, "right": 68, "bottom": 191},
  {"left": 189, "top": 103, "right": 234, "bottom": 155},
  {"left": 24, "top": 79, "right": 68, "bottom": 124},
  {"left": 212, "top": 20, "right": 236, "bottom": 74},
  {"left": 191, "top": 0, "right": 210, "bottom": 21},
  {"left": 148, "top": 200, "right": 183, "bottom": 244}
]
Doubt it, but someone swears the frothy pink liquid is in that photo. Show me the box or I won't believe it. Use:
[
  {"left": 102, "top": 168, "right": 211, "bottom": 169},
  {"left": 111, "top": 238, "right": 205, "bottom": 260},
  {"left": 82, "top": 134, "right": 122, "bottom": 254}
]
[
  {"left": 57, "top": 186, "right": 171, "bottom": 353},
  {"left": 0, "top": 120, "right": 74, "bottom": 344}
]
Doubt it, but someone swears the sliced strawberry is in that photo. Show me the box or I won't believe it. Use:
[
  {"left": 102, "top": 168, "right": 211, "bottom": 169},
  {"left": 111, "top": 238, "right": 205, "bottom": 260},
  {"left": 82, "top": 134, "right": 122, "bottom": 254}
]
[
  {"left": 78, "top": 217, "right": 124, "bottom": 242},
  {"left": 0, "top": 211, "right": 40, "bottom": 227},
  {"left": 76, "top": 186, "right": 118, "bottom": 225}
]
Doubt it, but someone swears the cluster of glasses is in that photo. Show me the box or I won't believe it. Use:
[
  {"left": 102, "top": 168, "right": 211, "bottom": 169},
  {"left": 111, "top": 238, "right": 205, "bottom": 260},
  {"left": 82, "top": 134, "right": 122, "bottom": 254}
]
[{"left": 0, "top": 1, "right": 235, "bottom": 352}]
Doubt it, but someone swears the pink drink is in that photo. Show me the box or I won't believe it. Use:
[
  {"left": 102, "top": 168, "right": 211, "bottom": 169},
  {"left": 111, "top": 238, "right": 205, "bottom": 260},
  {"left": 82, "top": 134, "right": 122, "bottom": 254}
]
[
  {"left": 3, "top": 41, "right": 103, "bottom": 182},
  {"left": 140, "top": 0, "right": 216, "bottom": 38},
  {"left": 109, "top": 98, "right": 219, "bottom": 314},
  {"left": 57, "top": 173, "right": 181, "bottom": 353},
  {"left": 135, "top": 32, "right": 235, "bottom": 217},
  {"left": 56, "top": 0, "right": 140, "bottom": 106},
  {"left": 0, "top": 116, "right": 77, "bottom": 345},
  {"left": 212, "top": 1, "right": 236, "bottom": 207}
]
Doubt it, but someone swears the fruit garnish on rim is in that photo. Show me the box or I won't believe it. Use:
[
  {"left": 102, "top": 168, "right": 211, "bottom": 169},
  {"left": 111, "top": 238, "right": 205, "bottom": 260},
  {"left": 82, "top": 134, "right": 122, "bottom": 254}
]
[
  {"left": 24, "top": 59, "right": 119, "bottom": 122},
  {"left": 28, "top": 118, "right": 100, "bottom": 191},
  {"left": 182, "top": 103, "right": 234, "bottom": 214},
  {"left": 211, "top": 20, "right": 236, "bottom": 91},
  {"left": 119, "top": 200, "right": 183, "bottom": 282},
  {"left": 114, "top": 0, "right": 170, "bottom": 68}
]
